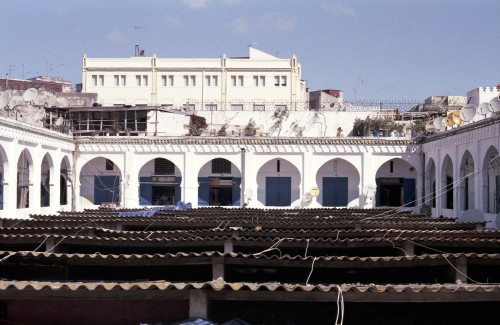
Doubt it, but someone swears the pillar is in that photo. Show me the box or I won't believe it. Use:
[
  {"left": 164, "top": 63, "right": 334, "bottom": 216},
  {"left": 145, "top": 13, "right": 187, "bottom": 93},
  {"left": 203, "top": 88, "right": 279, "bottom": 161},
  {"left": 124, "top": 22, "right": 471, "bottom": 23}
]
[{"left": 189, "top": 290, "right": 208, "bottom": 318}]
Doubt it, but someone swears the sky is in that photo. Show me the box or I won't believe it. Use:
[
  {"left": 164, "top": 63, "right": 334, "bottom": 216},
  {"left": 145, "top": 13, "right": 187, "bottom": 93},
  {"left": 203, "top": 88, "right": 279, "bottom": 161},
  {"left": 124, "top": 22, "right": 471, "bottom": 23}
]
[{"left": 0, "top": 0, "right": 498, "bottom": 101}]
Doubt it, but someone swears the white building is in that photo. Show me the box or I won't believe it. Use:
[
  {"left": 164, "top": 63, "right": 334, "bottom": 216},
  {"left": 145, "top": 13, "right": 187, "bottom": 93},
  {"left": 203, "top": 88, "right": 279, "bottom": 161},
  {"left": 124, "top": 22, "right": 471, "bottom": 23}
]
[{"left": 82, "top": 47, "right": 308, "bottom": 111}]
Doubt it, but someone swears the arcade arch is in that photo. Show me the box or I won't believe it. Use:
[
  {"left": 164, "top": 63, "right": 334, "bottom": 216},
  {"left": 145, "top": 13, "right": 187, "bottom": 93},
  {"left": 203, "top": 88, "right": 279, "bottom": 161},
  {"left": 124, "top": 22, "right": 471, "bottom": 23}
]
[
  {"left": 17, "top": 149, "right": 33, "bottom": 209},
  {"left": 79, "top": 157, "right": 122, "bottom": 207},
  {"left": 256, "top": 158, "right": 301, "bottom": 207},
  {"left": 316, "top": 158, "right": 360, "bottom": 207},
  {"left": 425, "top": 158, "right": 437, "bottom": 209},
  {"left": 60, "top": 156, "right": 71, "bottom": 206},
  {"left": 0, "top": 144, "right": 7, "bottom": 210},
  {"left": 138, "top": 157, "right": 182, "bottom": 206},
  {"left": 198, "top": 158, "right": 241, "bottom": 206},
  {"left": 375, "top": 158, "right": 417, "bottom": 207},
  {"left": 459, "top": 151, "right": 475, "bottom": 211},
  {"left": 483, "top": 146, "right": 500, "bottom": 213},
  {"left": 441, "top": 155, "right": 454, "bottom": 210},
  {"left": 40, "top": 153, "right": 54, "bottom": 207}
]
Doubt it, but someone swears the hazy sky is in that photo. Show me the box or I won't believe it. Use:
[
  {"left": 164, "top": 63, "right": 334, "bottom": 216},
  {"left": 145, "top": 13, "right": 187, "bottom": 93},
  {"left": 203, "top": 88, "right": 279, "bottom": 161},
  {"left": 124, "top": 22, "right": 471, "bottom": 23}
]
[{"left": 1, "top": 0, "right": 498, "bottom": 100}]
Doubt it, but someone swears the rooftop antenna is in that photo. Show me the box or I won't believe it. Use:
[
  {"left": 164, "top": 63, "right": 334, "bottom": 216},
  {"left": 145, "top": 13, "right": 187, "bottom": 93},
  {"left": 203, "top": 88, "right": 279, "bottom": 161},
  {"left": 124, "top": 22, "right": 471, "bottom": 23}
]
[
  {"left": 33, "top": 108, "right": 45, "bottom": 122},
  {"left": 55, "top": 116, "right": 64, "bottom": 126}
]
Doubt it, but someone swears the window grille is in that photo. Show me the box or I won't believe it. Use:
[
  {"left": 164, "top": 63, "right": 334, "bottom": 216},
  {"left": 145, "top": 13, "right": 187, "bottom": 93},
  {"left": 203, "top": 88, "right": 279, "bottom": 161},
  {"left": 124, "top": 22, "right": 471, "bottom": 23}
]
[{"left": 212, "top": 158, "right": 231, "bottom": 174}]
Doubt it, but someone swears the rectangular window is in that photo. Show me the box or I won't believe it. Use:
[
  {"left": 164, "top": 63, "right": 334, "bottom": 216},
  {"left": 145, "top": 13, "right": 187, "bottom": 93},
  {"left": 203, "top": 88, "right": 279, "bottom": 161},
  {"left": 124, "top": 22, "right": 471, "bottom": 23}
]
[
  {"left": 136, "top": 75, "right": 142, "bottom": 86},
  {"left": 161, "top": 75, "right": 174, "bottom": 87},
  {"left": 205, "top": 104, "right": 217, "bottom": 111},
  {"left": 114, "top": 75, "right": 126, "bottom": 86},
  {"left": 205, "top": 75, "right": 211, "bottom": 87},
  {"left": 231, "top": 76, "right": 237, "bottom": 87},
  {"left": 274, "top": 76, "right": 280, "bottom": 86},
  {"left": 154, "top": 158, "right": 175, "bottom": 175},
  {"left": 143, "top": 75, "right": 148, "bottom": 86},
  {"left": 168, "top": 75, "right": 174, "bottom": 86},
  {"left": 121, "top": 75, "right": 126, "bottom": 86},
  {"left": 231, "top": 104, "right": 243, "bottom": 111},
  {"left": 161, "top": 75, "right": 167, "bottom": 86},
  {"left": 231, "top": 75, "right": 244, "bottom": 87},
  {"left": 92, "top": 75, "right": 98, "bottom": 86},
  {"left": 212, "top": 76, "right": 218, "bottom": 87},
  {"left": 253, "top": 104, "right": 265, "bottom": 111},
  {"left": 281, "top": 76, "right": 287, "bottom": 86},
  {"left": 99, "top": 75, "right": 104, "bottom": 86},
  {"left": 238, "top": 76, "right": 243, "bottom": 86},
  {"left": 254, "top": 76, "right": 265, "bottom": 86},
  {"left": 212, "top": 158, "right": 231, "bottom": 174},
  {"left": 275, "top": 105, "right": 287, "bottom": 111},
  {"left": 105, "top": 159, "right": 114, "bottom": 171},
  {"left": 184, "top": 75, "right": 196, "bottom": 86}
]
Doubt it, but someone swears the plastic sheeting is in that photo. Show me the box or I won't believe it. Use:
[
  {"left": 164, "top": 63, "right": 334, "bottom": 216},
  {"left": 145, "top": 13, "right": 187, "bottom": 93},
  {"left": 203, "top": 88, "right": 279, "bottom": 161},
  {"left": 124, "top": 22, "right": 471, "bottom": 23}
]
[{"left": 118, "top": 201, "right": 192, "bottom": 217}]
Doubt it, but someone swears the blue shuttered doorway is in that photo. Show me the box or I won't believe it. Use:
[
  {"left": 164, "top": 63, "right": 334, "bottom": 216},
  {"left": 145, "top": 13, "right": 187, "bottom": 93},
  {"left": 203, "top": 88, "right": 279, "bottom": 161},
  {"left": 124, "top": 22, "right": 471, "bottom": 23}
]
[
  {"left": 198, "top": 177, "right": 209, "bottom": 206},
  {"left": 266, "top": 177, "right": 291, "bottom": 206},
  {"left": 232, "top": 177, "right": 241, "bottom": 206},
  {"left": 94, "top": 176, "right": 120, "bottom": 205},
  {"left": 403, "top": 178, "right": 416, "bottom": 207},
  {"left": 323, "top": 177, "right": 348, "bottom": 207},
  {"left": 139, "top": 177, "right": 152, "bottom": 205}
]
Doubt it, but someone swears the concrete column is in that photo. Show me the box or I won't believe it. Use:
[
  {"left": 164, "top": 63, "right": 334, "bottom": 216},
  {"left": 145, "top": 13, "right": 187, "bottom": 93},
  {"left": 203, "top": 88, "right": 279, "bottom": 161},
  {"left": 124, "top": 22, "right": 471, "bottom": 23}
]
[
  {"left": 45, "top": 236, "right": 58, "bottom": 253},
  {"left": 402, "top": 241, "right": 414, "bottom": 257},
  {"left": 454, "top": 256, "right": 468, "bottom": 283},
  {"left": 242, "top": 151, "right": 257, "bottom": 208},
  {"left": 212, "top": 260, "right": 225, "bottom": 280},
  {"left": 361, "top": 152, "right": 376, "bottom": 208},
  {"left": 189, "top": 290, "right": 208, "bottom": 319},
  {"left": 51, "top": 158, "right": 61, "bottom": 210},
  {"left": 183, "top": 151, "right": 198, "bottom": 207},
  {"left": 224, "top": 239, "right": 233, "bottom": 253},
  {"left": 30, "top": 150, "right": 42, "bottom": 214},
  {"left": 302, "top": 152, "right": 318, "bottom": 207},
  {"left": 122, "top": 150, "right": 138, "bottom": 208}
]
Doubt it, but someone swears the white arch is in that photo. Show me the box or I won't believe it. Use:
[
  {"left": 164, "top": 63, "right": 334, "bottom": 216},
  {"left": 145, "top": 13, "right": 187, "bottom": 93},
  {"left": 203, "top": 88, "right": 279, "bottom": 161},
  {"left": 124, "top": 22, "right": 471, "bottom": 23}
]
[
  {"left": 316, "top": 158, "right": 360, "bottom": 207},
  {"left": 256, "top": 157, "right": 301, "bottom": 207},
  {"left": 482, "top": 146, "right": 500, "bottom": 214},
  {"left": 17, "top": 149, "right": 34, "bottom": 209},
  {"left": 79, "top": 156, "right": 122, "bottom": 208},
  {"left": 441, "top": 155, "right": 454, "bottom": 211},
  {"left": 40, "top": 153, "right": 54, "bottom": 208},
  {"left": 375, "top": 158, "right": 418, "bottom": 208},
  {"left": 459, "top": 150, "right": 475, "bottom": 212}
]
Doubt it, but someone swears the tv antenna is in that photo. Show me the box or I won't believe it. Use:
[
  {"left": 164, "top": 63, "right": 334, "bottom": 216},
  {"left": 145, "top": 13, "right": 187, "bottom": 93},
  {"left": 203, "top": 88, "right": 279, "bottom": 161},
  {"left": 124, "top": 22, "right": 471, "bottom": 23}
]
[
  {"left": 33, "top": 108, "right": 45, "bottom": 122},
  {"left": 55, "top": 116, "right": 64, "bottom": 126}
]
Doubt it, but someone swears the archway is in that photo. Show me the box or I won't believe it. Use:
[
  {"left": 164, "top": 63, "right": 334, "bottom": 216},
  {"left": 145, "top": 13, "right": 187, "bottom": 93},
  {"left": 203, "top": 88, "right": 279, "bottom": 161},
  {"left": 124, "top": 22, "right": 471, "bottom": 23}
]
[
  {"left": 441, "top": 155, "right": 454, "bottom": 210},
  {"left": 316, "top": 158, "right": 360, "bottom": 207},
  {"left": 375, "top": 158, "right": 417, "bottom": 207},
  {"left": 459, "top": 151, "right": 475, "bottom": 211},
  {"left": 138, "top": 158, "right": 182, "bottom": 206},
  {"left": 482, "top": 146, "right": 500, "bottom": 213},
  {"left": 425, "top": 158, "right": 436, "bottom": 209},
  {"left": 40, "top": 154, "right": 54, "bottom": 207},
  {"left": 60, "top": 156, "right": 71, "bottom": 206},
  {"left": 17, "top": 149, "right": 33, "bottom": 209},
  {"left": 79, "top": 157, "right": 122, "bottom": 206},
  {"left": 198, "top": 158, "right": 241, "bottom": 206},
  {"left": 256, "top": 158, "right": 301, "bottom": 207}
]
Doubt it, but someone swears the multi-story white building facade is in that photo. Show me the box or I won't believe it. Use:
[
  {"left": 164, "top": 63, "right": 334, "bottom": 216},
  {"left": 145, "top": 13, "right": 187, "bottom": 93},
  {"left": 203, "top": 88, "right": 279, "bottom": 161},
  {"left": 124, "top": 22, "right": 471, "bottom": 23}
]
[{"left": 82, "top": 47, "right": 308, "bottom": 111}]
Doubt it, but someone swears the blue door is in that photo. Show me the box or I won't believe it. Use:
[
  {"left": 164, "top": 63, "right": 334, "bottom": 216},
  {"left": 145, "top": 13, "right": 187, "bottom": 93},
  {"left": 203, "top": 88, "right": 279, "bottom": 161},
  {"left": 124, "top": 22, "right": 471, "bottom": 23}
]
[
  {"left": 496, "top": 176, "right": 500, "bottom": 213},
  {"left": 323, "top": 177, "right": 348, "bottom": 207},
  {"left": 139, "top": 177, "right": 152, "bottom": 205},
  {"left": 198, "top": 177, "right": 209, "bottom": 206},
  {"left": 266, "top": 177, "right": 291, "bottom": 206},
  {"left": 94, "top": 175, "right": 120, "bottom": 205},
  {"left": 403, "top": 178, "right": 416, "bottom": 207}
]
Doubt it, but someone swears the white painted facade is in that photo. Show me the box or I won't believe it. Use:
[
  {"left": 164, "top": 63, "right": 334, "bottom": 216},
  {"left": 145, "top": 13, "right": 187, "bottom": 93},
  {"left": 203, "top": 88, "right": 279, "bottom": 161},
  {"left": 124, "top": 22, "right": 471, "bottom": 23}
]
[
  {"left": 0, "top": 115, "right": 498, "bottom": 228},
  {"left": 82, "top": 47, "right": 307, "bottom": 110}
]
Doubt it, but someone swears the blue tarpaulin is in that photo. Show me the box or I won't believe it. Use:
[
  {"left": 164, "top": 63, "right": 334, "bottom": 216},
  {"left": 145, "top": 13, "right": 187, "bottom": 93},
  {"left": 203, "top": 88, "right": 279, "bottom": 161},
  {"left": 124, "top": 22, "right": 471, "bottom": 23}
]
[{"left": 118, "top": 201, "right": 192, "bottom": 217}]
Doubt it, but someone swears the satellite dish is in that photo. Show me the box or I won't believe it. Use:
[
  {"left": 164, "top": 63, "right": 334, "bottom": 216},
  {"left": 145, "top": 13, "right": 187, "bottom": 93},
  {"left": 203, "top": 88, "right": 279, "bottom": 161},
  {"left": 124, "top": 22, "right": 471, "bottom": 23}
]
[
  {"left": 489, "top": 97, "right": 500, "bottom": 113},
  {"left": 363, "top": 184, "right": 377, "bottom": 198},
  {"left": 0, "top": 90, "right": 10, "bottom": 109},
  {"left": 302, "top": 192, "right": 312, "bottom": 205},
  {"left": 425, "top": 121, "right": 436, "bottom": 132},
  {"left": 23, "top": 88, "right": 38, "bottom": 102},
  {"left": 55, "top": 116, "right": 64, "bottom": 126},
  {"left": 460, "top": 104, "right": 476, "bottom": 122},
  {"left": 452, "top": 110, "right": 463, "bottom": 125},
  {"left": 477, "top": 102, "right": 490, "bottom": 115},
  {"left": 33, "top": 108, "right": 45, "bottom": 122},
  {"left": 44, "top": 93, "right": 57, "bottom": 107},
  {"left": 433, "top": 117, "right": 444, "bottom": 131},
  {"left": 56, "top": 97, "right": 68, "bottom": 107}
]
